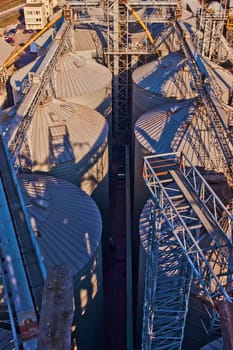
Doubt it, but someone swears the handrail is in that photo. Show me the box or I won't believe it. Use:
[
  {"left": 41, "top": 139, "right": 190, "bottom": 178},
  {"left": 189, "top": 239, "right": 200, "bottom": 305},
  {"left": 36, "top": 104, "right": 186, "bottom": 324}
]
[{"left": 143, "top": 152, "right": 233, "bottom": 302}]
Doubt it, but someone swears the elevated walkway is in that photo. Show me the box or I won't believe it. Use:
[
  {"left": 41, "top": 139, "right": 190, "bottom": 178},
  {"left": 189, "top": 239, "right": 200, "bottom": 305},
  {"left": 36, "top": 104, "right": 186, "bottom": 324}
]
[{"left": 142, "top": 152, "right": 233, "bottom": 349}]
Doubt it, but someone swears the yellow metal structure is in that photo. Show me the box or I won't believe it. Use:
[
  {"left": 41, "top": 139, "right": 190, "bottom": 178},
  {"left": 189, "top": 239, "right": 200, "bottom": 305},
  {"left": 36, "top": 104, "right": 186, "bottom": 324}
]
[
  {"left": 2, "top": 10, "right": 63, "bottom": 69},
  {"left": 124, "top": 2, "right": 160, "bottom": 56},
  {"left": 227, "top": 12, "right": 233, "bottom": 31}
]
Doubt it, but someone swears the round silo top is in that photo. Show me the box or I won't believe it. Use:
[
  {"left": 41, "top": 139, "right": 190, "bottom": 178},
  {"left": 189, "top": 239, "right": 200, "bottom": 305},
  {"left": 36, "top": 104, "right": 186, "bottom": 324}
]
[
  {"left": 18, "top": 174, "right": 102, "bottom": 273},
  {"left": 132, "top": 50, "right": 195, "bottom": 99},
  {"left": 24, "top": 97, "right": 108, "bottom": 171},
  {"left": 54, "top": 52, "right": 112, "bottom": 100},
  {"left": 134, "top": 99, "right": 196, "bottom": 154}
]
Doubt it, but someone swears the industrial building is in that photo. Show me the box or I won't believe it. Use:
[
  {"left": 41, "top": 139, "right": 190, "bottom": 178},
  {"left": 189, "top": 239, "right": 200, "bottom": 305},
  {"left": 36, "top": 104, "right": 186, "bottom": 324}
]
[
  {"left": 0, "top": 0, "right": 233, "bottom": 349},
  {"left": 24, "top": 0, "right": 59, "bottom": 30}
]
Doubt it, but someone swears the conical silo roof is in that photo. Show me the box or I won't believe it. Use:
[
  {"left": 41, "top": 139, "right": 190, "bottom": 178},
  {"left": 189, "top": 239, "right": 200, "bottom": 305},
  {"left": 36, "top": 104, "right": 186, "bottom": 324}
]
[
  {"left": 18, "top": 97, "right": 108, "bottom": 193},
  {"left": 54, "top": 52, "right": 112, "bottom": 109},
  {"left": 132, "top": 50, "right": 196, "bottom": 99},
  {"left": 25, "top": 97, "right": 107, "bottom": 167},
  {"left": 18, "top": 173, "right": 102, "bottom": 273},
  {"left": 134, "top": 99, "right": 196, "bottom": 154}
]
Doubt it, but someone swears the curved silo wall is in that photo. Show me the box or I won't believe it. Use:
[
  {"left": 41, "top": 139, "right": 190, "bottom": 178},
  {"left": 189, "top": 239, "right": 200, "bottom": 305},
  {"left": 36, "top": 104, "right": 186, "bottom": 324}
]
[
  {"left": 18, "top": 97, "right": 108, "bottom": 193},
  {"left": 133, "top": 95, "right": 225, "bottom": 235},
  {"left": 18, "top": 173, "right": 104, "bottom": 350},
  {"left": 17, "top": 97, "right": 109, "bottom": 248},
  {"left": 132, "top": 50, "right": 197, "bottom": 123},
  {"left": 53, "top": 52, "right": 112, "bottom": 121},
  {"left": 132, "top": 100, "right": 196, "bottom": 276}
]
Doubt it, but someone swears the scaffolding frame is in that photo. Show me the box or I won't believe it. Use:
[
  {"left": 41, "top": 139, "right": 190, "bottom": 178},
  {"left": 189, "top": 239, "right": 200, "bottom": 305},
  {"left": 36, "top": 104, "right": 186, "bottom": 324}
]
[
  {"left": 142, "top": 201, "right": 193, "bottom": 350},
  {"left": 196, "top": 5, "right": 227, "bottom": 62},
  {"left": 104, "top": 0, "right": 181, "bottom": 140},
  {"left": 142, "top": 152, "right": 233, "bottom": 349}
]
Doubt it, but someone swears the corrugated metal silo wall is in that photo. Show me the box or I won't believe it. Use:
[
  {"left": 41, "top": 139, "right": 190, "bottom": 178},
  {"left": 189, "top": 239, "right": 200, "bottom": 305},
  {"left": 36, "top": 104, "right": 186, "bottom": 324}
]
[
  {"left": 18, "top": 173, "right": 104, "bottom": 350},
  {"left": 49, "top": 136, "right": 110, "bottom": 251},
  {"left": 92, "top": 170, "right": 110, "bottom": 250},
  {"left": 132, "top": 81, "right": 175, "bottom": 124},
  {"left": 73, "top": 247, "right": 104, "bottom": 350},
  {"left": 63, "top": 84, "right": 112, "bottom": 121}
]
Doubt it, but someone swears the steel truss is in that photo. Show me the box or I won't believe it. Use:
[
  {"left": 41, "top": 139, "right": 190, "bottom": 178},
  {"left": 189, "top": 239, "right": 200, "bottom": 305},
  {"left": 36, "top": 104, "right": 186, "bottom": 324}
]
[
  {"left": 5, "top": 21, "right": 71, "bottom": 166},
  {"left": 196, "top": 6, "right": 227, "bottom": 63},
  {"left": 175, "top": 22, "right": 233, "bottom": 184},
  {"left": 104, "top": 0, "right": 181, "bottom": 140},
  {"left": 142, "top": 201, "right": 193, "bottom": 350},
  {"left": 142, "top": 151, "right": 233, "bottom": 349}
]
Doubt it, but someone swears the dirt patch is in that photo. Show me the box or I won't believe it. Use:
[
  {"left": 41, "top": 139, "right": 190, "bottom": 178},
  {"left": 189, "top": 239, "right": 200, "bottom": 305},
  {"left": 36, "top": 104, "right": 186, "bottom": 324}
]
[
  {"left": 0, "top": 13, "right": 20, "bottom": 30},
  {"left": 1, "top": 0, "right": 25, "bottom": 13}
]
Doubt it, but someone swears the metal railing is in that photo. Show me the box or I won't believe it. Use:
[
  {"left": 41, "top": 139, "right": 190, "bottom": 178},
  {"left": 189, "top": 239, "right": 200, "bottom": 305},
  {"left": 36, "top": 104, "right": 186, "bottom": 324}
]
[{"left": 143, "top": 152, "right": 233, "bottom": 301}]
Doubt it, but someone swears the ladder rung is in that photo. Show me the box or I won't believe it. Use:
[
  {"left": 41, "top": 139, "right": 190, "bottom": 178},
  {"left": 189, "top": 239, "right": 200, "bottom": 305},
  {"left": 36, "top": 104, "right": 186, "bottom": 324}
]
[
  {"left": 155, "top": 171, "right": 169, "bottom": 176},
  {"left": 170, "top": 194, "right": 184, "bottom": 200},
  {"left": 160, "top": 178, "right": 174, "bottom": 184},
  {"left": 175, "top": 205, "right": 191, "bottom": 211}
]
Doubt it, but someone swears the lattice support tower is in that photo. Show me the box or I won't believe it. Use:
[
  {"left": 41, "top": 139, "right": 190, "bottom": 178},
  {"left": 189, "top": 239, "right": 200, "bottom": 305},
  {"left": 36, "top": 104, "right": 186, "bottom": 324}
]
[
  {"left": 104, "top": 0, "right": 181, "bottom": 141},
  {"left": 142, "top": 200, "right": 192, "bottom": 350},
  {"left": 196, "top": 2, "right": 227, "bottom": 63},
  {"left": 142, "top": 152, "right": 233, "bottom": 349}
]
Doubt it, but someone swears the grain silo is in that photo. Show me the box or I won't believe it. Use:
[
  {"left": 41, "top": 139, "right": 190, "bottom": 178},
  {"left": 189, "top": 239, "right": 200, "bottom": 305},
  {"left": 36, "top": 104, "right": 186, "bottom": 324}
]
[
  {"left": 53, "top": 52, "right": 112, "bottom": 120},
  {"left": 15, "top": 97, "right": 109, "bottom": 247},
  {"left": 132, "top": 100, "right": 196, "bottom": 276},
  {"left": 18, "top": 173, "right": 104, "bottom": 350},
  {"left": 18, "top": 97, "right": 108, "bottom": 195},
  {"left": 132, "top": 50, "right": 197, "bottom": 122}
]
